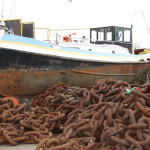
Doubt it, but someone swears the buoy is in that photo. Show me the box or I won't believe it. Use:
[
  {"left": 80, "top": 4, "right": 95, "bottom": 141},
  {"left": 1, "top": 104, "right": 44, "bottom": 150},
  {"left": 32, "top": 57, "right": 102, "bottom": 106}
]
[{"left": 2, "top": 97, "right": 19, "bottom": 107}]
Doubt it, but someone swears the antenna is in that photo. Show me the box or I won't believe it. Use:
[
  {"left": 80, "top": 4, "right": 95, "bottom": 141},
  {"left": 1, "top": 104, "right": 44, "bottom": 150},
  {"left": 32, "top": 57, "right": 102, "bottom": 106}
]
[
  {"left": 142, "top": 11, "right": 150, "bottom": 36},
  {"left": 131, "top": 11, "right": 150, "bottom": 36}
]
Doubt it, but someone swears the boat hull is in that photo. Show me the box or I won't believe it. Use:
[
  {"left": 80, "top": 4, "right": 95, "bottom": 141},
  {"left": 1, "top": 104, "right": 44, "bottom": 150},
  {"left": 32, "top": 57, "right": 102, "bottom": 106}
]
[{"left": 0, "top": 47, "right": 150, "bottom": 96}]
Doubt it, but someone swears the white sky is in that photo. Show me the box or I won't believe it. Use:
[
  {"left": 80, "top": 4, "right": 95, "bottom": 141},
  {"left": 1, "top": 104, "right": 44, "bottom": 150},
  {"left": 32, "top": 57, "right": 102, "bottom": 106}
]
[{"left": 1, "top": 0, "right": 150, "bottom": 47}]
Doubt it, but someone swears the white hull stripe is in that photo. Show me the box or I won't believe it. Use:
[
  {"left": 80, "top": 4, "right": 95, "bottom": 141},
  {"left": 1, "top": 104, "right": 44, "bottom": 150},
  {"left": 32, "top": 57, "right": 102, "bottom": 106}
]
[{"left": 0, "top": 34, "right": 150, "bottom": 63}]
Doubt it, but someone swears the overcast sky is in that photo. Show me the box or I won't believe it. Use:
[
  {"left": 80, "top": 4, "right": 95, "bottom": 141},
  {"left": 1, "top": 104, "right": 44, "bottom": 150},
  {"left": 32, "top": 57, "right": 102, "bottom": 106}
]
[{"left": 1, "top": 0, "right": 150, "bottom": 46}]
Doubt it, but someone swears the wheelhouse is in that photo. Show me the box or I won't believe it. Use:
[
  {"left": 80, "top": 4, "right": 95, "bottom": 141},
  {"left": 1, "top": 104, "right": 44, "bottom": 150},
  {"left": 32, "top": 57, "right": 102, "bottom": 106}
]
[{"left": 90, "top": 26, "right": 132, "bottom": 53}]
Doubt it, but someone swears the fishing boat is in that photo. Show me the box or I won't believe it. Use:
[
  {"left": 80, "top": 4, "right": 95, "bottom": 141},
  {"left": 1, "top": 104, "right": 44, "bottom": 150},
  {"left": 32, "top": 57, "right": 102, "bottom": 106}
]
[
  {"left": 1, "top": 2, "right": 150, "bottom": 96},
  {"left": 1, "top": 21, "right": 150, "bottom": 96}
]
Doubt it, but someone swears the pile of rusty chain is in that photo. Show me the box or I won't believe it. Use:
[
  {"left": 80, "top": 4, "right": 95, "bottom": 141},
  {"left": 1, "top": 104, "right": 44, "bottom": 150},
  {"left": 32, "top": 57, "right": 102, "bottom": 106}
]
[
  {"left": 46, "top": 86, "right": 88, "bottom": 106},
  {"left": 1, "top": 78, "right": 150, "bottom": 150},
  {"left": 32, "top": 85, "right": 88, "bottom": 116},
  {"left": 36, "top": 78, "right": 150, "bottom": 150},
  {"left": 31, "top": 83, "right": 70, "bottom": 107},
  {"left": 0, "top": 98, "right": 66, "bottom": 146}
]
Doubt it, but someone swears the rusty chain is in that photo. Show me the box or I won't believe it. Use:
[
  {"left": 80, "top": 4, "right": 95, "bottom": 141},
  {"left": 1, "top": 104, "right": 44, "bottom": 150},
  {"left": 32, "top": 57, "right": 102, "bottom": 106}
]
[{"left": 1, "top": 78, "right": 150, "bottom": 150}]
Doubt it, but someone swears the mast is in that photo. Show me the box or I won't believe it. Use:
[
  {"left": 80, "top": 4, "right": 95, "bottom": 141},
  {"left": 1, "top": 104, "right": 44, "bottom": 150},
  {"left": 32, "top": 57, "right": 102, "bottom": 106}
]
[
  {"left": 0, "top": 0, "right": 5, "bottom": 40},
  {"left": 1, "top": 0, "right": 5, "bottom": 24},
  {"left": 0, "top": 0, "right": 5, "bottom": 26},
  {"left": 131, "top": 11, "right": 150, "bottom": 49}
]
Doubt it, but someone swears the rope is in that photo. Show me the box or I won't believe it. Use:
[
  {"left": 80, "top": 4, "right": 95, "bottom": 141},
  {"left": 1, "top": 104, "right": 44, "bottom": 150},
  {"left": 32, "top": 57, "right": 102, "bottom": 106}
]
[
  {"left": 9, "top": 0, "right": 16, "bottom": 20},
  {"left": 126, "top": 87, "right": 136, "bottom": 94}
]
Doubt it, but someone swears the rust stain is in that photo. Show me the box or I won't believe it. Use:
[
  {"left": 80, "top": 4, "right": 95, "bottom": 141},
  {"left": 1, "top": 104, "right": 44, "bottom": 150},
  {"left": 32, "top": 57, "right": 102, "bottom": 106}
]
[{"left": 77, "top": 63, "right": 150, "bottom": 74}]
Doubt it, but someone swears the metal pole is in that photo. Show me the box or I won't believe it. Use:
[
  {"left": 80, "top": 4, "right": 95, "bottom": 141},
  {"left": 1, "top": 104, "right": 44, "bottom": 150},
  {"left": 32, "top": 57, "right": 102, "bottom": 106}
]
[
  {"left": 131, "top": 25, "right": 134, "bottom": 54},
  {"left": 21, "top": 19, "right": 23, "bottom": 36}
]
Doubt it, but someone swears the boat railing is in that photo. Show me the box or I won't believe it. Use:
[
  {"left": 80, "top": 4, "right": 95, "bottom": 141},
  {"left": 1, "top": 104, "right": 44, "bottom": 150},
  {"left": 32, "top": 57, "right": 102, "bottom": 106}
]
[{"left": 45, "top": 34, "right": 133, "bottom": 46}]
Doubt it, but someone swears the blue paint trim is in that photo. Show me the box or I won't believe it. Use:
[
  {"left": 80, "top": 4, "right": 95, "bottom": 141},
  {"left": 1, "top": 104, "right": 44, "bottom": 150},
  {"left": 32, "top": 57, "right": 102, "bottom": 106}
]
[
  {"left": 2, "top": 34, "right": 52, "bottom": 48},
  {"left": 2, "top": 34, "right": 150, "bottom": 59}
]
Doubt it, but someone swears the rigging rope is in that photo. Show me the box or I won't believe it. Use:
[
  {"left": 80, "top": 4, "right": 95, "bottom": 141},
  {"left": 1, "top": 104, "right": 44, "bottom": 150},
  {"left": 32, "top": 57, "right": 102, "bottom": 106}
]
[{"left": 9, "top": 0, "right": 16, "bottom": 20}]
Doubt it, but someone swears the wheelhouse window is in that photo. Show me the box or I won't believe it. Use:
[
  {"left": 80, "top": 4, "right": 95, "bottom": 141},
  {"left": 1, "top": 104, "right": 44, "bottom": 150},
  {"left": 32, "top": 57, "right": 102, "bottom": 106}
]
[
  {"left": 115, "top": 28, "right": 123, "bottom": 41},
  {"left": 98, "top": 29, "right": 104, "bottom": 41},
  {"left": 124, "top": 29, "right": 130, "bottom": 42},
  {"left": 91, "top": 30, "right": 97, "bottom": 42},
  {"left": 106, "top": 28, "right": 112, "bottom": 41}
]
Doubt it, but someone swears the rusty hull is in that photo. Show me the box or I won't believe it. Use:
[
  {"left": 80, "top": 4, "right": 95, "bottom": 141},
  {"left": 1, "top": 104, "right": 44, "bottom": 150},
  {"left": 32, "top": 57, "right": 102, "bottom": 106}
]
[
  {"left": 0, "top": 47, "right": 150, "bottom": 96},
  {"left": 0, "top": 63, "right": 150, "bottom": 96}
]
